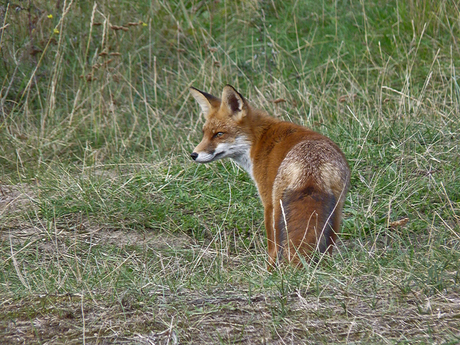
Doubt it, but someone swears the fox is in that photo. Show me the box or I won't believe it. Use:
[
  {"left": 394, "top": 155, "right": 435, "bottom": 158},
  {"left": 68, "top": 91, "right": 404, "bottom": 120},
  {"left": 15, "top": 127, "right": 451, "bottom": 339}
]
[{"left": 190, "top": 85, "right": 350, "bottom": 267}]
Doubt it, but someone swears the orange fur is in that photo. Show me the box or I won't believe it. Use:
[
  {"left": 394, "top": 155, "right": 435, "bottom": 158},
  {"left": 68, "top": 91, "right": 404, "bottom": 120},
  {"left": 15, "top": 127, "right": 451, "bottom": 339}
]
[{"left": 190, "top": 85, "right": 350, "bottom": 268}]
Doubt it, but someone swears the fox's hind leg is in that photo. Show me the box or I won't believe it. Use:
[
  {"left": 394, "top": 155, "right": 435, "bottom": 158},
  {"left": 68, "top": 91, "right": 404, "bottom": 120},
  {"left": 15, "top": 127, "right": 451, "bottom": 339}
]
[{"left": 326, "top": 199, "right": 345, "bottom": 254}]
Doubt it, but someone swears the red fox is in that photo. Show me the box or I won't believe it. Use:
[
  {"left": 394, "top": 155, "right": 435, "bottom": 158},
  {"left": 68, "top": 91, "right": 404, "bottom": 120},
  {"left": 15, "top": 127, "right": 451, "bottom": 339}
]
[{"left": 190, "top": 85, "right": 350, "bottom": 267}]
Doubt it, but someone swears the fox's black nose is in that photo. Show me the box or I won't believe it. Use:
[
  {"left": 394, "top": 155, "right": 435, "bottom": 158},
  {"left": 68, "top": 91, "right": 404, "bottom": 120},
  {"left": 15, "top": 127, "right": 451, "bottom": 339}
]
[{"left": 190, "top": 152, "right": 198, "bottom": 160}]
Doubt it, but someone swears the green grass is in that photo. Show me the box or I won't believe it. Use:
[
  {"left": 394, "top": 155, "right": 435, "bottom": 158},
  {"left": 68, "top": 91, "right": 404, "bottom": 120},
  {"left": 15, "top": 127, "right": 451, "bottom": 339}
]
[{"left": 1, "top": 0, "right": 460, "bottom": 343}]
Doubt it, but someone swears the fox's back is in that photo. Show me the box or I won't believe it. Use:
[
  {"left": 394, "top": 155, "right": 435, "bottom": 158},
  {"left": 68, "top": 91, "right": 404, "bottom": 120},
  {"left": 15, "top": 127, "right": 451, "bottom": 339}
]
[{"left": 251, "top": 121, "right": 349, "bottom": 206}]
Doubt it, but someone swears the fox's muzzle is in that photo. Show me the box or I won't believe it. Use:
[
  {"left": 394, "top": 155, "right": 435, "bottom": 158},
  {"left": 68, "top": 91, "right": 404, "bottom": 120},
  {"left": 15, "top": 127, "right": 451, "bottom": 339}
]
[{"left": 190, "top": 152, "right": 198, "bottom": 160}]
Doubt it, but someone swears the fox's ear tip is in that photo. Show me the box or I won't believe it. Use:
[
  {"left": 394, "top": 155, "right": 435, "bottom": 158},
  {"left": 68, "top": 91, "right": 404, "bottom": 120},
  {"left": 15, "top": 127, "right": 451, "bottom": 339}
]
[{"left": 190, "top": 87, "right": 203, "bottom": 96}]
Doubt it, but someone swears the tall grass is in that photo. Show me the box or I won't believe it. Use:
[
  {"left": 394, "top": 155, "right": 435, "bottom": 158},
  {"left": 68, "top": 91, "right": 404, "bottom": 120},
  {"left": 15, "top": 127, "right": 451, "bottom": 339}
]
[{"left": 1, "top": 0, "right": 459, "bottom": 343}]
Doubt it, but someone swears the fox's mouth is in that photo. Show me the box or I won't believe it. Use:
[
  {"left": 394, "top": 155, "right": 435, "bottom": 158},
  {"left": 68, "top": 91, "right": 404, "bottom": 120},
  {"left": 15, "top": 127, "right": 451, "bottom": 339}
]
[
  {"left": 190, "top": 150, "right": 225, "bottom": 163},
  {"left": 213, "top": 151, "right": 225, "bottom": 159}
]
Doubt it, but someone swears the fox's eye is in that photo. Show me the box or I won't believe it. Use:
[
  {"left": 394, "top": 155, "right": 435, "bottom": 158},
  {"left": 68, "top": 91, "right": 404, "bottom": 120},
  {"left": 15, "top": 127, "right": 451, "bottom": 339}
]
[{"left": 214, "top": 132, "right": 224, "bottom": 138}]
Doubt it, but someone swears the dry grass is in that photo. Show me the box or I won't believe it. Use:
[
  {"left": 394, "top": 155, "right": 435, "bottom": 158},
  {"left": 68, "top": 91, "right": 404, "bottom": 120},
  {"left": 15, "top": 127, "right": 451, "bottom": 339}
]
[{"left": 1, "top": 0, "right": 460, "bottom": 344}]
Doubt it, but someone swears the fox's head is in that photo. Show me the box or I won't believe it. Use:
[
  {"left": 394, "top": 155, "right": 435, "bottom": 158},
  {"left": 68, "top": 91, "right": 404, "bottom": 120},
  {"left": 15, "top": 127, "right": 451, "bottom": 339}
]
[{"left": 189, "top": 85, "right": 252, "bottom": 165}]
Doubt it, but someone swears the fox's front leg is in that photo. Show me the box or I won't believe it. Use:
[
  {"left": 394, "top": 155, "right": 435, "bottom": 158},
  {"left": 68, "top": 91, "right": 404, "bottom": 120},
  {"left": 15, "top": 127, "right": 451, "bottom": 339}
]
[{"left": 264, "top": 204, "right": 277, "bottom": 269}]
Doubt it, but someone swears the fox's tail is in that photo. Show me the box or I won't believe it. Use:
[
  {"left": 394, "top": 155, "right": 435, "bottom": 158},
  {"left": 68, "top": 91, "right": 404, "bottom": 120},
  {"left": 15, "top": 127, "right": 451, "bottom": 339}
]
[{"left": 277, "top": 185, "right": 338, "bottom": 263}]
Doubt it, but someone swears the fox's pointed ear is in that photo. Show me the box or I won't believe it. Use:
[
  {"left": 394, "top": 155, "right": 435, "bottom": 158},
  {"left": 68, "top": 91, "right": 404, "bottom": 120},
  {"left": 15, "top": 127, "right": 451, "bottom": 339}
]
[
  {"left": 189, "top": 87, "right": 220, "bottom": 119},
  {"left": 221, "top": 85, "right": 247, "bottom": 121}
]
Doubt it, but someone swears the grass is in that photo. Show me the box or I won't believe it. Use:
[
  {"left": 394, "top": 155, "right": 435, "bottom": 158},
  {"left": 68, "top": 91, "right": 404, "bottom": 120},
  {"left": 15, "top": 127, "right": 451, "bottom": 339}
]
[{"left": 1, "top": 0, "right": 460, "bottom": 343}]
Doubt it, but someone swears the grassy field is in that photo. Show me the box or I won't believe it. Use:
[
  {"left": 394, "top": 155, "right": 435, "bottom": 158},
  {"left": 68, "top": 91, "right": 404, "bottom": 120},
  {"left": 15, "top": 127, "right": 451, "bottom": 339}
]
[{"left": 1, "top": 0, "right": 460, "bottom": 343}]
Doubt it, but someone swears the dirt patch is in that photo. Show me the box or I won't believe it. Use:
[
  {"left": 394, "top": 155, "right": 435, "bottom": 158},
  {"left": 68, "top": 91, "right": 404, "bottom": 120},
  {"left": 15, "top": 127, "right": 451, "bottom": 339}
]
[
  {"left": 2, "top": 286, "right": 460, "bottom": 344},
  {"left": 1, "top": 203, "right": 193, "bottom": 252},
  {"left": 0, "top": 183, "right": 36, "bottom": 215}
]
